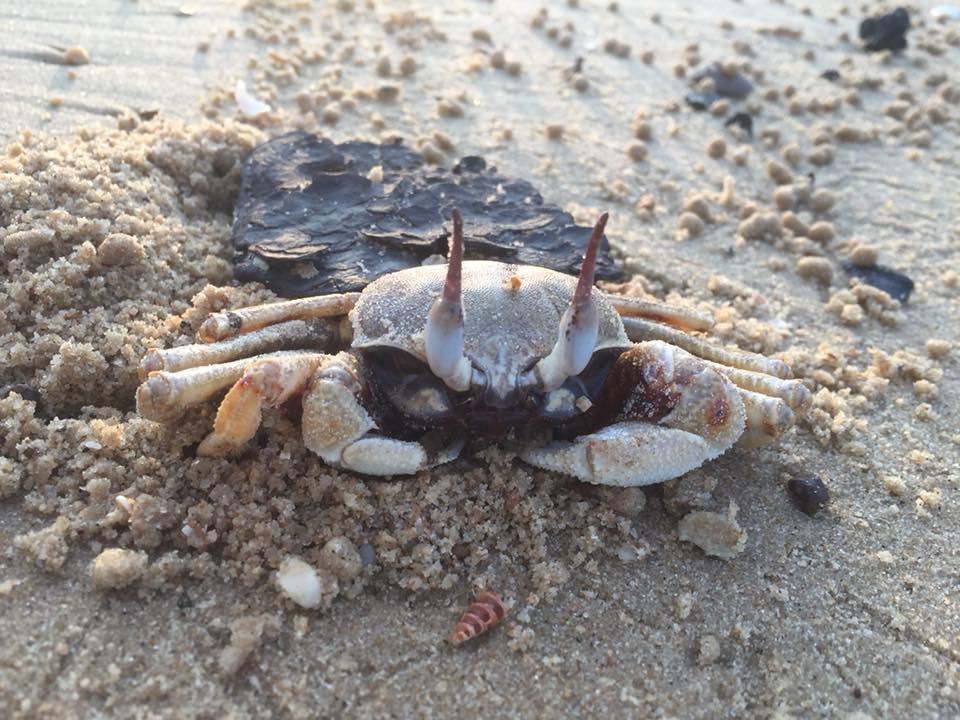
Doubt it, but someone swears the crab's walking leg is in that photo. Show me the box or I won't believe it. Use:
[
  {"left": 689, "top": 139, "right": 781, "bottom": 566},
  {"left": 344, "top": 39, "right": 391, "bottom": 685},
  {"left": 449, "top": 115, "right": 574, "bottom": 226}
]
[
  {"left": 606, "top": 295, "right": 714, "bottom": 332},
  {"left": 621, "top": 316, "right": 810, "bottom": 447},
  {"left": 137, "top": 351, "right": 303, "bottom": 421},
  {"left": 196, "top": 353, "right": 329, "bottom": 456},
  {"left": 737, "top": 388, "right": 797, "bottom": 448},
  {"left": 521, "top": 342, "right": 746, "bottom": 486},
  {"left": 302, "top": 353, "right": 463, "bottom": 476},
  {"left": 139, "top": 319, "right": 342, "bottom": 379},
  {"left": 198, "top": 293, "right": 360, "bottom": 342},
  {"left": 621, "top": 316, "right": 791, "bottom": 377}
]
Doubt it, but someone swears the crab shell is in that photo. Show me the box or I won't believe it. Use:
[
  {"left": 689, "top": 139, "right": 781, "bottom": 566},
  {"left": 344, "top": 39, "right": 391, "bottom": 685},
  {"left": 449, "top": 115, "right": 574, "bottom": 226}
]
[{"left": 350, "top": 260, "right": 631, "bottom": 399}]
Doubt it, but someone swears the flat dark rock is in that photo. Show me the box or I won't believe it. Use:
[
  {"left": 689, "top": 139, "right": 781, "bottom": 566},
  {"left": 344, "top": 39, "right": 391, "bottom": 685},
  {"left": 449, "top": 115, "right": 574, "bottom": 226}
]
[
  {"left": 841, "top": 261, "right": 914, "bottom": 302},
  {"left": 231, "top": 132, "right": 625, "bottom": 297}
]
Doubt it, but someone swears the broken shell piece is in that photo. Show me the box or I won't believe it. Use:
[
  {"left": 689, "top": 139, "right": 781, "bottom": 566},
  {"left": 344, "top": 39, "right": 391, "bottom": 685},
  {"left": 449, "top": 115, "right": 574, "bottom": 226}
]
[
  {"left": 235, "top": 80, "right": 271, "bottom": 117},
  {"left": 678, "top": 502, "right": 747, "bottom": 559},
  {"left": 276, "top": 556, "right": 338, "bottom": 609}
]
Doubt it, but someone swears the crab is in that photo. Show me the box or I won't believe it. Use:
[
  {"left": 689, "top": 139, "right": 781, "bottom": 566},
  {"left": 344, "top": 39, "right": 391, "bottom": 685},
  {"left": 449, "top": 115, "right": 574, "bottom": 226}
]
[{"left": 136, "top": 210, "right": 811, "bottom": 486}]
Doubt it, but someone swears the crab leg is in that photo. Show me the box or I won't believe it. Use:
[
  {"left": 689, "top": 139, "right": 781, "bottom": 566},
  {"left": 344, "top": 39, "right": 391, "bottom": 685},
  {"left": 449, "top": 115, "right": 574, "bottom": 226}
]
[
  {"left": 139, "top": 319, "right": 342, "bottom": 379},
  {"left": 136, "top": 351, "right": 303, "bottom": 421},
  {"left": 196, "top": 353, "right": 330, "bottom": 456},
  {"left": 607, "top": 295, "right": 714, "bottom": 332},
  {"left": 198, "top": 293, "right": 360, "bottom": 342},
  {"left": 302, "top": 352, "right": 464, "bottom": 475},
  {"left": 620, "top": 316, "right": 792, "bottom": 378},
  {"left": 736, "top": 388, "right": 796, "bottom": 448},
  {"left": 701, "top": 360, "right": 811, "bottom": 410}
]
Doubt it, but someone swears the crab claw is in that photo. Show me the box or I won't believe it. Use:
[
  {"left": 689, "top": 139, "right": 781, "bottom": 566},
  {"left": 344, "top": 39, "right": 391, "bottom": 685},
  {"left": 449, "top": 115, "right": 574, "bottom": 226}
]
[
  {"left": 534, "top": 212, "right": 607, "bottom": 391},
  {"left": 425, "top": 208, "right": 473, "bottom": 392}
]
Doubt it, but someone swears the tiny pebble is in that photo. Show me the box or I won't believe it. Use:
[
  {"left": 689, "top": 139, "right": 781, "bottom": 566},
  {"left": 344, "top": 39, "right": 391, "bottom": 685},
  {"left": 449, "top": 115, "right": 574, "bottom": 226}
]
[{"left": 787, "top": 477, "right": 829, "bottom": 515}]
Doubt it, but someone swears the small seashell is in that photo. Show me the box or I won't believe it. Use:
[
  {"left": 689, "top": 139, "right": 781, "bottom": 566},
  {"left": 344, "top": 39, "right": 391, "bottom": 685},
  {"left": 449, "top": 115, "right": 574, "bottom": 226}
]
[
  {"left": 448, "top": 590, "right": 507, "bottom": 645},
  {"left": 235, "top": 80, "right": 271, "bottom": 117}
]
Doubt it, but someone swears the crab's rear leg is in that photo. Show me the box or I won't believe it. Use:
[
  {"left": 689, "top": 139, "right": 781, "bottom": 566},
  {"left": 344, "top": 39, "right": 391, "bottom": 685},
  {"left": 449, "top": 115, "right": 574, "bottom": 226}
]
[
  {"left": 198, "top": 292, "right": 360, "bottom": 342},
  {"left": 521, "top": 342, "right": 746, "bottom": 486},
  {"left": 301, "top": 353, "right": 463, "bottom": 475},
  {"left": 139, "top": 319, "right": 343, "bottom": 379},
  {"left": 605, "top": 295, "right": 714, "bottom": 332}
]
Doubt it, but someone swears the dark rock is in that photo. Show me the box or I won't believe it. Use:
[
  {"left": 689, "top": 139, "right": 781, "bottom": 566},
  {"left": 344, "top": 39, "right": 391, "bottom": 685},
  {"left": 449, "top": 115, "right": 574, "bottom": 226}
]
[
  {"left": 841, "top": 261, "right": 914, "bottom": 302},
  {"left": 691, "top": 62, "right": 753, "bottom": 98},
  {"left": 0, "top": 383, "right": 41, "bottom": 404},
  {"left": 685, "top": 91, "right": 719, "bottom": 111},
  {"left": 820, "top": 69, "right": 841, "bottom": 82},
  {"left": 230, "top": 132, "right": 625, "bottom": 297},
  {"left": 724, "top": 112, "right": 753, "bottom": 136},
  {"left": 787, "top": 477, "right": 829, "bottom": 516},
  {"left": 859, "top": 7, "right": 910, "bottom": 52}
]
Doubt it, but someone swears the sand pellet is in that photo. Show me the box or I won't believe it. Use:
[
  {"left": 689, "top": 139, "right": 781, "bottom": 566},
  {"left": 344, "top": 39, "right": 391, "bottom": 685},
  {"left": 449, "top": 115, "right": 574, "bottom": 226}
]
[{"left": 796, "top": 256, "right": 833, "bottom": 285}]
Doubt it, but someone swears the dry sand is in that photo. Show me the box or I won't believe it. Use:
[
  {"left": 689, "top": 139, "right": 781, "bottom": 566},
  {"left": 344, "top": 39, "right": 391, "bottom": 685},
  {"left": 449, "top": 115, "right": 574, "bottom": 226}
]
[{"left": 1, "top": 1, "right": 959, "bottom": 718}]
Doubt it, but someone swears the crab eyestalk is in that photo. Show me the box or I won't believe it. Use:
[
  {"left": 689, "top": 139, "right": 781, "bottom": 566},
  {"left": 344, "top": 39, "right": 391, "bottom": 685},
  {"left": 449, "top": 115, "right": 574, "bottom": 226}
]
[
  {"left": 534, "top": 212, "right": 607, "bottom": 391},
  {"left": 425, "top": 208, "right": 473, "bottom": 392}
]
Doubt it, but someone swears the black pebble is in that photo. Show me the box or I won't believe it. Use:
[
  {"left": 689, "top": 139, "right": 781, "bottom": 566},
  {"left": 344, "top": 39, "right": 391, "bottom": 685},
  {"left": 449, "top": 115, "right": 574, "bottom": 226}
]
[
  {"left": 859, "top": 7, "right": 910, "bottom": 52},
  {"left": 788, "top": 477, "right": 830, "bottom": 516},
  {"left": 685, "top": 91, "right": 719, "bottom": 111},
  {"left": 841, "top": 261, "right": 914, "bottom": 302},
  {"left": 820, "top": 69, "right": 841, "bottom": 82},
  {"left": 724, "top": 112, "right": 753, "bottom": 136}
]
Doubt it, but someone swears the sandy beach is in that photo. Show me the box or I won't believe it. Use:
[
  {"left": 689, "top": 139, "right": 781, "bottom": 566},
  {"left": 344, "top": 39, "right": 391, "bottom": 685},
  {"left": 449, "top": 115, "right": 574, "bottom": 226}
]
[{"left": 1, "top": 1, "right": 959, "bottom": 717}]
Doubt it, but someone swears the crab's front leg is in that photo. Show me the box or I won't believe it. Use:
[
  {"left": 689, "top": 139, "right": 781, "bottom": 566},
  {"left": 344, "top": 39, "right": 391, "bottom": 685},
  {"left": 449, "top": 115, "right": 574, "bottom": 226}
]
[
  {"left": 521, "top": 341, "right": 746, "bottom": 486},
  {"left": 302, "top": 352, "right": 463, "bottom": 476}
]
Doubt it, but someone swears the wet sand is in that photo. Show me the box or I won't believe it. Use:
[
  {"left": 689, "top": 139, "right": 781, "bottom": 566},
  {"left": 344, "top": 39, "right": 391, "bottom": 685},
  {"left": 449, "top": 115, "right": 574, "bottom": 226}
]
[{"left": 1, "top": 1, "right": 959, "bottom": 718}]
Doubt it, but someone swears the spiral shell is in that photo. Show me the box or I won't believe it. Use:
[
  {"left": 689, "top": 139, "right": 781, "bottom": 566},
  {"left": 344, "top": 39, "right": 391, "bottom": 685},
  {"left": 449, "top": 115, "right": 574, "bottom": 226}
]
[{"left": 448, "top": 590, "right": 507, "bottom": 645}]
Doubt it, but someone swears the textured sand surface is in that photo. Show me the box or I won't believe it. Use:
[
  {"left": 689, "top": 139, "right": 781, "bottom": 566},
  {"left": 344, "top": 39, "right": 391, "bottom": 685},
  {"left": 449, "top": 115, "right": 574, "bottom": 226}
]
[{"left": 1, "top": 1, "right": 959, "bottom": 718}]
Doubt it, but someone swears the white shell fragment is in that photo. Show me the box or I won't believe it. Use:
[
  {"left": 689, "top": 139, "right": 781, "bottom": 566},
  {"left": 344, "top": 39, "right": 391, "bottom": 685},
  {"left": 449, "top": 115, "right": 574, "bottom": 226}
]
[
  {"left": 277, "top": 557, "right": 321, "bottom": 608},
  {"left": 276, "top": 556, "right": 338, "bottom": 609},
  {"left": 677, "top": 502, "right": 747, "bottom": 560},
  {"left": 931, "top": 5, "right": 960, "bottom": 20},
  {"left": 235, "top": 80, "right": 271, "bottom": 117}
]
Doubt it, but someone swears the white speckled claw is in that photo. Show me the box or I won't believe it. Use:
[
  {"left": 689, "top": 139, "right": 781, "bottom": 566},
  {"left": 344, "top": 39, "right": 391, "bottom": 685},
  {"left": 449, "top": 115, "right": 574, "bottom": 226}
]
[
  {"left": 521, "top": 422, "right": 726, "bottom": 487},
  {"left": 523, "top": 341, "right": 747, "bottom": 486}
]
